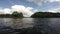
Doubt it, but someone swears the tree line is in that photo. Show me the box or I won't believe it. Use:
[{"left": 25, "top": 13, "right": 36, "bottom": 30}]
[
  {"left": 0, "top": 11, "right": 23, "bottom": 18},
  {"left": 0, "top": 11, "right": 60, "bottom": 18},
  {"left": 31, "top": 12, "right": 60, "bottom": 18}
]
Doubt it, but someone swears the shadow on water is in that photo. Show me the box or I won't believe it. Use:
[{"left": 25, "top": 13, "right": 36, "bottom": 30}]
[{"left": 0, "top": 18, "right": 59, "bottom": 34}]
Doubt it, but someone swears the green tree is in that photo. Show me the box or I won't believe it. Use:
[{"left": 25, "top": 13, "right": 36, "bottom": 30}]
[{"left": 12, "top": 11, "right": 23, "bottom": 18}]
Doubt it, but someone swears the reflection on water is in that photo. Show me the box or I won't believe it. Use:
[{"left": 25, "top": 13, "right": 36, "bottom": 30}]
[
  {"left": 0, "top": 18, "right": 34, "bottom": 29},
  {"left": 0, "top": 18, "right": 60, "bottom": 34}
]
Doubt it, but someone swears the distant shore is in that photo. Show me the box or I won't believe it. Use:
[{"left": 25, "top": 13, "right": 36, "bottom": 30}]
[
  {"left": 0, "top": 12, "right": 60, "bottom": 18},
  {"left": 31, "top": 12, "right": 60, "bottom": 18}
]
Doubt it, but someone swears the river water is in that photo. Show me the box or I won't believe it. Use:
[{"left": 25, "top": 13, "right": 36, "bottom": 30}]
[{"left": 0, "top": 18, "right": 60, "bottom": 34}]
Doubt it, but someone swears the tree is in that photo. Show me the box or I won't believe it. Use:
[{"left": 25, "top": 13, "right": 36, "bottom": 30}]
[{"left": 12, "top": 11, "right": 23, "bottom": 18}]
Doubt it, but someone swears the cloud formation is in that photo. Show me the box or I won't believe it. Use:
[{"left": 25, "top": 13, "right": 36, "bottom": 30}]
[
  {"left": 0, "top": 5, "right": 36, "bottom": 17},
  {"left": 27, "top": 0, "right": 42, "bottom": 6},
  {"left": 0, "top": 8, "right": 11, "bottom": 14},
  {"left": 49, "top": 0, "right": 60, "bottom": 2},
  {"left": 48, "top": 7, "right": 60, "bottom": 13},
  {"left": 4, "top": 8, "right": 11, "bottom": 14},
  {"left": 11, "top": 5, "right": 34, "bottom": 17},
  {"left": 27, "top": 0, "right": 60, "bottom": 6},
  {"left": 27, "top": 0, "right": 60, "bottom": 13}
]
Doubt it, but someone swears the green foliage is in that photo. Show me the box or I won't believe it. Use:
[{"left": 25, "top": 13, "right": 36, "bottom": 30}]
[
  {"left": 0, "top": 11, "right": 23, "bottom": 18},
  {"left": 0, "top": 14, "right": 11, "bottom": 18},
  {"left": 31, "top": 12, "right": 60, "bottom": 18},
  {"left": 12, "top": 11, "right": 23, "bottom": 18}
]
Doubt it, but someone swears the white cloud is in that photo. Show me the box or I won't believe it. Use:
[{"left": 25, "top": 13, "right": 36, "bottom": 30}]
[
  {"left": 0, "top": 9, "right": 4, "bottom": 14},
  {"left": 48, "top": 10, "right": 57, "bottom": 13},
  {"left": 11, "top": 5, "right": 34, "bottom": 17},
  {"left": 49, "top": 0, "right": 60, "bottom": 2},
  {"left": 4, "top": 8, "right": 11, "bottom": 14},
  {"left": 0, "top": 5, "right": 35, "bottom": 17},
  {"left": 0, "top": 8, "right": 11, "bottom": 14},
  {"left": 27, "top": 0, "right": 42, "bottom": 6},
  {"left": 27, "top": 0, "right": 60, "bottom": 6},
  {"left": 48, "top": 7, "right": 60, "bottom": 13}
]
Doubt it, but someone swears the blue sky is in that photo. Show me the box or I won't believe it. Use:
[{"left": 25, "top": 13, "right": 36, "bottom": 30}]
[
  {"left": 0, "top": 0, "right": 37, "bottom": 8},
  {"left": 0, "top": 0, "right": 60, "bottom": 17}
]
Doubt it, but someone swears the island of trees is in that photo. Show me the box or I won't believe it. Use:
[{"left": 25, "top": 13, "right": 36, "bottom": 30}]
[
  {"left": 0, "top": 11, "right": 23, "bottom": 18},
  {"left": 31, "top": 12, "right": 60, "bottom": 18}
]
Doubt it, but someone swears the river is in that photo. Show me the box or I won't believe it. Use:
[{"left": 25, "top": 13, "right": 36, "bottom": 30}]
[{"left": 0, "top": 18, "right": 60, "bottom": 34}]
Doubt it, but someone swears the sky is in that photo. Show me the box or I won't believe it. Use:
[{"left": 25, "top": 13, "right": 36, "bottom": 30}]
[{"left": 0, "top": 0, "right": 60, "bottom": 17}]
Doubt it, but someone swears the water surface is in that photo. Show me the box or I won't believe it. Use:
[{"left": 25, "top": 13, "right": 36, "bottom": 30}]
[{"left": 0, "top": 18, "right": 60, "bottom": 34}]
